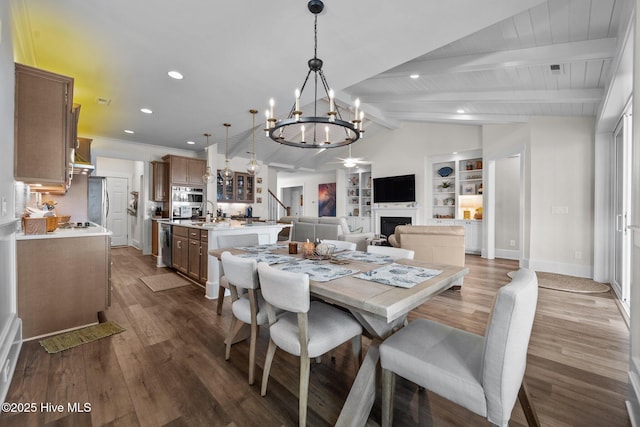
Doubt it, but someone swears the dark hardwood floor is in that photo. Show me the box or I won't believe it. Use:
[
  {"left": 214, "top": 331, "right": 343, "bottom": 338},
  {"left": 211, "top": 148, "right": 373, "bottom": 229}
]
[{"left": 1, "top": 248, "right": 630, "bottom": 426}]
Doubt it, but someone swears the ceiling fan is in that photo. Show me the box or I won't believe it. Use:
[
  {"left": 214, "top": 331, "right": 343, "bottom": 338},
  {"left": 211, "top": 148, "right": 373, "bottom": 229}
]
[{"left": 333, "top": 145, "right": 372, "bottom": 168}]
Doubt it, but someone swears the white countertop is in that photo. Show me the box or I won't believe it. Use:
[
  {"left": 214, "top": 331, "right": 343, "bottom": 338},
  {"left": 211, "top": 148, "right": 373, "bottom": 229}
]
[
  {"left": 16, "top": 223, "right": 113, "bottom": 240},
  {"left": 168, "top": 219, "right": 288, "bottom": 231}
]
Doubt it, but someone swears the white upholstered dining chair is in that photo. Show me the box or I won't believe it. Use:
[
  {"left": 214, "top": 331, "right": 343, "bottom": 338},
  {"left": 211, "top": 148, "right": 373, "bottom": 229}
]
[
  {"left": 220, "top": 251, "right": 269, "bottom": 385},
  {"left": 379, "top": 268, "right": 540, "bottom": 427},
  {"left": 257, "top": 262, "right": 363, "bottom": 427},
  {"left": 321, "top": 239, "right": 356, "bottom": 251},
  {"left": 215, "top": 233, "right": 260, "bottom": 315},
  {"left": 366, "top": 245, "right": 415, "bottom": 260}
]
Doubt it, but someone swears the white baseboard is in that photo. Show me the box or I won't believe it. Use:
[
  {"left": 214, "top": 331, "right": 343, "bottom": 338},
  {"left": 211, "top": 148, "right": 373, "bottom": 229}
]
[
  {"left": 528, "top": 258, "right": 593, "bottom": 278},
  {"left": 494, "top": 248, "right": 520, "bottom": 260},
  {"left": 0, "top": 315, "right": 22, "bottom": 404}
]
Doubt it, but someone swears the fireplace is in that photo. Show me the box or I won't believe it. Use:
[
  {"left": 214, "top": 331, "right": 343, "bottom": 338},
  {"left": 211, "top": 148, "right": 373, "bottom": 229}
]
[
  {"left": 380, "top": 216, "right": 412, "bottom": 240},
  {"left": 372, "top": 205, "right": 418, "bottom": 236}
]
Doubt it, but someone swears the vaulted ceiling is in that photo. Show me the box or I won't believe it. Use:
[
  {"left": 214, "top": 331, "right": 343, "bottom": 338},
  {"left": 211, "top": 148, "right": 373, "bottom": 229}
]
[{"left": 10, "top": 0, "right": 631, "bottom": 171}]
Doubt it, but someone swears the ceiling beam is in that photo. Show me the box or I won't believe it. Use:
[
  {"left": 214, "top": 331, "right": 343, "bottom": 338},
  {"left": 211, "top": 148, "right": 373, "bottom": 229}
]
[
  {"left": 375, "top": 38, "right": 617, "bottom": 77},
  {"left": 391, "top": 111, "right": 531, "bottom": 124},
  {"left": 364, "top": 88, "right": 605, "bottom": 104}
]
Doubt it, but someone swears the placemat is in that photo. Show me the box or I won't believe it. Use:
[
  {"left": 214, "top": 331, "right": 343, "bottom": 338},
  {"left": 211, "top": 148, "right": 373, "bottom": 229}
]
[
  {"left": 354, "top": 263, "right": 442, "bottom": 288},
  {"left": 277, "top": 259, "right": 360, "bottom": 282},
  {"left": 234, "top": 243, "right": 288, "bottom": 252},
  {"left": 332, "top": 250, "right": 393, "bottom": 265},
  {"left": 237, "top": 252, "right": 298, "bottom": 265}
]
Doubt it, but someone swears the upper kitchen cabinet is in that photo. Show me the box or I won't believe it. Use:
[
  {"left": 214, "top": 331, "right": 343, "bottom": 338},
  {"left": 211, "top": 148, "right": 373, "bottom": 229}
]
[
  {"left": 151, "top": 161, "right": 168, "bottom": 201},
  {"left": 163, "top": 155, "right": 206, "bottom": 186},
  {"left": 14, "top": 64, "right": 76, "bottom": 190}
]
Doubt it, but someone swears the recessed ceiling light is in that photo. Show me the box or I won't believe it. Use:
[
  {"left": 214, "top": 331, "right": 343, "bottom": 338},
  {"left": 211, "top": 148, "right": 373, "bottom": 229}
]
[
  {"left": 140, "top": 108, "right": 153, "bottom": 114},
  {"left": 168, "top": 70, "right": 184, "bottom": 80},
  {"left": 452, "top": 152, "right": 458, "bottom": 155},
  {"left": 409, "top": 74, "right": 420, "bottom": 79},
  {"left": 124, "top": 129, "right": 135, "bottom": 134},
  {"left": 457, "top": 109, "right": 465, "bottom": 114},
  {"left": 186, "top": 140, "right": 195, "bottom": 145}
]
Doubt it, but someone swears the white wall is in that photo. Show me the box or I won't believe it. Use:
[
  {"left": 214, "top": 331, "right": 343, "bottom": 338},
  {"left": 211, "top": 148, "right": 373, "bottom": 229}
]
[
  {"left": 358, "top": 121, "right": 482, "bottom": 224},
  {"left": 278, "top": 170, "right": 338, "bottom": 217},
  {"left": 495, "top": 156, "right": 520, "bottom": 258},
  {"left": 529, "top": 117, "right": 595, "bottom": 278}
]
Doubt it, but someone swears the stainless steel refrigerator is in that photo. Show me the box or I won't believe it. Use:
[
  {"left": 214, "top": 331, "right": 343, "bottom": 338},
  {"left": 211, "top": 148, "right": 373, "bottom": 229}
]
[{"left": 88, "top": 176, "right": 109, "bottom": 227}]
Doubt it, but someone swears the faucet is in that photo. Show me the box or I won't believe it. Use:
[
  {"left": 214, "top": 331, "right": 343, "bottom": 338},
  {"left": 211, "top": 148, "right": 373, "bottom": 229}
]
[{"left": 205, "top": 200, "right": 215, "bottom": 221}]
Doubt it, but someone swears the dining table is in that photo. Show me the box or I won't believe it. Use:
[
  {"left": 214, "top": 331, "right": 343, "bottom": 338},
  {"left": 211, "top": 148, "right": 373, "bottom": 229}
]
[{"left": 209, "top": 243, "right": 469, "bottom": 426}]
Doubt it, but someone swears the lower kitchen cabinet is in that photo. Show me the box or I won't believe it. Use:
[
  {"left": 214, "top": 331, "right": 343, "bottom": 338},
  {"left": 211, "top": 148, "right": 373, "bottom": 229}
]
[
  {"left": 173, "top": 225, "right": 208, "bottom": 284},
  {"left": 172, "top": 226, "right": 189, "bottom": 274},
  {"left": 17, "top": 235, "right": 111, "bottom": 339}
]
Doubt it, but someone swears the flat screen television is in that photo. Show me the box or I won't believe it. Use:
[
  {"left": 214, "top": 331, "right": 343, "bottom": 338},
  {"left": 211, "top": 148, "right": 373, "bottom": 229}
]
[{"left": 373, "top": 174, "right": 416, "bottom": 203}]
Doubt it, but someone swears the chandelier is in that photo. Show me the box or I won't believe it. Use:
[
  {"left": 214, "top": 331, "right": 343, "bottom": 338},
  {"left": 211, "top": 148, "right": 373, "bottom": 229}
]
[
  {"left": 221, "top": 123, "right": 232, "bottom": 179},
  {"left": 246, "top": 109, "right": 261, "bottom": 175},
  {"left": 202, "top": 133, "right": 215, "bottom": 183},
  {"left": 265, "top": 0, "right": 363, "bottom": 148}
]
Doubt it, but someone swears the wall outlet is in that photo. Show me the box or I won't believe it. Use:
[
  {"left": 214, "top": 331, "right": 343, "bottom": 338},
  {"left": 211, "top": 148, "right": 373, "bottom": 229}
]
[
  {"left": 551, "top": 206, "right": 569, "bottom": 214},
  {"left": 575, "top": 251, "right": 582, "bottom": 260},
  {"left": 509, "top": 239, "right": 516, "bottom": 247},
  {"left": 1, "top": 196, "right": 6, "bottom": 216}
]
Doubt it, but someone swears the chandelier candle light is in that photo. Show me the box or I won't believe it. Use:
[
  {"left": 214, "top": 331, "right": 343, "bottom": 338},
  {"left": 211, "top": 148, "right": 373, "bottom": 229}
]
[{"left": 265, "top": 0, "right": 364, "bottom": 148}]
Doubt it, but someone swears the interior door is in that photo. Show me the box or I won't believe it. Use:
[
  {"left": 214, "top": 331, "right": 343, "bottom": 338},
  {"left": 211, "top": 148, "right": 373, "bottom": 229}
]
[
  {"left": 107, "top": 177, "right": 128, "bottom": 246},
  {"left": 613, "top": 113, "right": 632, "bottom": 308}
]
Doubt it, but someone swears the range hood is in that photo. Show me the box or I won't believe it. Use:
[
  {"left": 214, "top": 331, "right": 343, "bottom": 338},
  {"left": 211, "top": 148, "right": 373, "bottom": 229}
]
[
  {"left": 72, "top": 151, "right": 95, "bottom": 174},
  {"left": 72, "top": 137, "right": 95, "bottom": 175}
]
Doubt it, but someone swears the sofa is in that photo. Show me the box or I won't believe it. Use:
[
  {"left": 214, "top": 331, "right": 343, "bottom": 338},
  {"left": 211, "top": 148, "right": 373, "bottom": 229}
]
[
  {"left": 281, "top": 216, "right": 374, "bottom": 251},
  {"left": 388, "top": 225, "right": 465, "bottom": 288}
]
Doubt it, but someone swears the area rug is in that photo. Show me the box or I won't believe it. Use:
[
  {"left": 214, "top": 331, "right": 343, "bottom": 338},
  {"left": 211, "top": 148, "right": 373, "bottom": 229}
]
[
  {"left": 140, "top": 272, "right": 191, "bottom": 292},
  {"left": 40, "top": 321, "right": 125, "bottom": 354},
  {"left": 507, "top": 271, "right": 610, "bottom": 293}
]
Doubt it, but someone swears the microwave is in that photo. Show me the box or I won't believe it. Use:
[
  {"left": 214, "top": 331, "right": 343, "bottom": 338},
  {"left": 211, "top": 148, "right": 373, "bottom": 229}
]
[{"left": 173, "top": 206, "right": 193, "bottom": 218}]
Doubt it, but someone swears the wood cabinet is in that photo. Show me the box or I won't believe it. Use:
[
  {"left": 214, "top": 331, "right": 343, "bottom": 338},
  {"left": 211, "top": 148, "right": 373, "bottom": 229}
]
[
  {"left": 14, "top": 63, "right": 76, "bottom": 189},
  {"left": 200, "top": 230, "right": 208, "bottom": 283},
  {"left": 217, "top": 171, "right": 254, "bottom": 203},
  {"left": 173, "top": 225, "right": 208, "bottom": 284},
  {"left": 172, "top": 226, "right": 189, "bottom": 274},
  {"left": 152, "top": 219, "right": 159, "bottom": 256},
  {"left": 163, "top": 155, "right": 206, "bottom": 186},
  {"left": 17, "top": 235, "right": 110, "bottom": 339},
  {"left": 151, "top": 161, "right": 168, "bottom": 201},
  {"left": 187, "top": 228, "right": 202, "bottom": 281}
]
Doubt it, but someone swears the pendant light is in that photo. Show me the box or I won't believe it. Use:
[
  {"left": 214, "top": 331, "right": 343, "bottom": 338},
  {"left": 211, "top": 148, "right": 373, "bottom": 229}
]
[
  {"left": 222, "top": 123, "right": 232, "bottom": 179},
  {"left": 246, "top": 109, "right": 261, "bottom": 175},
  {"left": 202, "top": 133, "right": 215, "bottom": 183}
]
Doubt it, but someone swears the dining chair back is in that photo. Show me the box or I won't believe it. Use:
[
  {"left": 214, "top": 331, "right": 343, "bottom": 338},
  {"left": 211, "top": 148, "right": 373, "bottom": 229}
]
[
  {"left": 367, "top": 245, "right": 415, "bottom": 260},
  {"left": 220, "top": 251, "right": 266, "bottom": 384},
  {"left": 321, "top": 239, "right": 356, "bottom": 251},
  {"left": 215, "top": 233, "right": 260, "bottom": 315},
  {"left": 257, "top": 262, "right": 363, "bottom": 427},
  {"left": 380, "top": 268, "right": 539, "bottom": 427}
]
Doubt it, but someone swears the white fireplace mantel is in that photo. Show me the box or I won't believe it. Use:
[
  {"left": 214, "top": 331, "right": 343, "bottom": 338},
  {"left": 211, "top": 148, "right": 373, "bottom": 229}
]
[{"left": 372, "top": 205, "right": 418, "bottom": 235}]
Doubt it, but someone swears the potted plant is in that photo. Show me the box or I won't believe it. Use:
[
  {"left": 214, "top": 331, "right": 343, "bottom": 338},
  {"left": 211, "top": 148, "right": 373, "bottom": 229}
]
[{"left": 439, "top": 181, "right": 452, "bottom": 191}]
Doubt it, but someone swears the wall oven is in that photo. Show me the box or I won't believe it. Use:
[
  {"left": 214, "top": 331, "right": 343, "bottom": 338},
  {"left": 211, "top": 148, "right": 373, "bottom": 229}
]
[{"left": 171, "top": 186, "right": 204, "bottom": 219}]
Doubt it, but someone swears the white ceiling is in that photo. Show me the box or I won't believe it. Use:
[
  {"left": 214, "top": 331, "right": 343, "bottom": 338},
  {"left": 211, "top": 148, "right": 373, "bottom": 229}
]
[{"left": 10, "top": 0, "right": 631, "bottom": 171}]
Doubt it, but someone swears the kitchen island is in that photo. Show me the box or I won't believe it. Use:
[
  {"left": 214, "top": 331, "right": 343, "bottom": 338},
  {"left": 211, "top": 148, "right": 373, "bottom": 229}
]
[
  {"left": 163, "top": 220, "right": 289, "bottom": 299},
  {"left": 16, "top": 223, "right": 112, "bottom": 339}
]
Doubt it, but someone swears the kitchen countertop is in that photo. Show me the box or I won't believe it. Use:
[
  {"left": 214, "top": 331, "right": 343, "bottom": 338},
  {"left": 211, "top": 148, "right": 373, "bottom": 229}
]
[
  {"left": 168, "top": 219, "right": 284, "bottom": 230},
  {"left": 16, "top": 223, "right": 112, "bottom": 240}
]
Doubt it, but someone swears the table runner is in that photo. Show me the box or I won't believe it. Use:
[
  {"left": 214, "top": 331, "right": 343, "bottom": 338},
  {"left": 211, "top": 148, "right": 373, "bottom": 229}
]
[
  {"left": 277, "top": 259, "right": 360, "bottom": 282},
  {"left": 332, "top": 250, "right": 393, "bottom": 265},
  {"left": 354, "top": 263, "right": 442, "bottom": 288},
  {"left": 234, "top": 243, "right": 288, "bottom": 252}
]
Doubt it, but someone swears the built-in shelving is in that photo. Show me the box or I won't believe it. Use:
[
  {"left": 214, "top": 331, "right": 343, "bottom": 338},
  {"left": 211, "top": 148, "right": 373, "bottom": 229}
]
[{"left": 346, "top": 169, "right": 372, "bottom": 232}]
